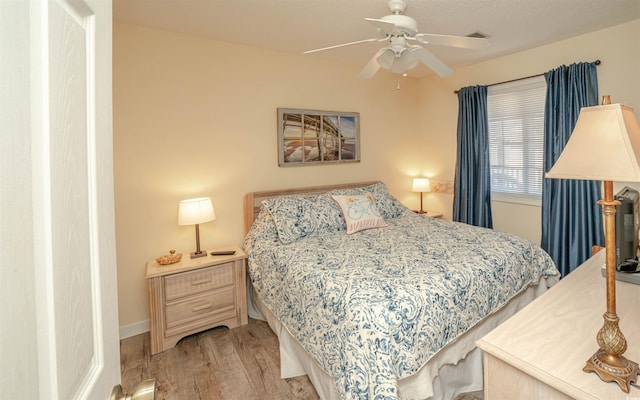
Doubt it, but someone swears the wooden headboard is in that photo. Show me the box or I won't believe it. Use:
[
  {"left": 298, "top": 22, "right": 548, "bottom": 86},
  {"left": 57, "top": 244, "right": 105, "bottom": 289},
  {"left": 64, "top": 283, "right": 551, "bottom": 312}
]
[{"left": 243, "top": 181, "right": 381, "bottom": 235}]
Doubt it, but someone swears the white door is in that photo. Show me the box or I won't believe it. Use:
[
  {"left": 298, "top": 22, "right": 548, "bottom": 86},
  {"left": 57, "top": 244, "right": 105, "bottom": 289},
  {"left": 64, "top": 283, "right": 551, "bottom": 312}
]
[{"left": 0, "top": 0, "right": 120, "bottom": 399}]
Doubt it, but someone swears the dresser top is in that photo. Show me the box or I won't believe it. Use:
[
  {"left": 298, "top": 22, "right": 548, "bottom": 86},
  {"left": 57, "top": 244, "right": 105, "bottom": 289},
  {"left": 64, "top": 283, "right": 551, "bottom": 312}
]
[
  {"left": 477, "top": 250, "right": 640, "bottom": 399},
  {"left": 145, "top": 245, "right": 246, "bottom": 278}
]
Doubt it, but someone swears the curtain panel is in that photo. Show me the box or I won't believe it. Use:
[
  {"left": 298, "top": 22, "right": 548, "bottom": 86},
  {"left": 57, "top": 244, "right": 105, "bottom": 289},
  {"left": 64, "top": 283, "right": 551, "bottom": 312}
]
[
  {"left": 542, "top": 62, "right": 603, "bottom": 277},
  {"left": 453, "top": 85, "right": 493, "bottom": 228}
]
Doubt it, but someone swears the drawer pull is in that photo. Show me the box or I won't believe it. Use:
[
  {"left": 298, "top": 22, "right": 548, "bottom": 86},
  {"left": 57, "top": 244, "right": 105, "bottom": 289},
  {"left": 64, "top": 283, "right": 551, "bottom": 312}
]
[
  {"left": 191, "top": 303, "right": 212, "bottom": 312},
  {"left": 192, "top": 278, "right": 212, "bottom": 286}
]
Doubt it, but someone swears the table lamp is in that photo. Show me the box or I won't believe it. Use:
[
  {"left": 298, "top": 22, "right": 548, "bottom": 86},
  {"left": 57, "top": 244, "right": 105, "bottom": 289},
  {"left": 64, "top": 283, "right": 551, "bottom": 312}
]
[
  {"left": 412, "top": 178, "right": 431, "bottom": 214},
  {"left": 178, "top": 197, "right": 216, "bottom": 259},
  {"left": 546, "top": 98, "right": 640, "bottom": 392}
]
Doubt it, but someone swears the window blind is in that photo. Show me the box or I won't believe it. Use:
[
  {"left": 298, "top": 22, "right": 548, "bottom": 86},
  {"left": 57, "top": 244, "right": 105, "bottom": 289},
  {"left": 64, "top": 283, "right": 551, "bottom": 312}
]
[{"left": 487, "top": 76, "right": 546, "bottom": 203}]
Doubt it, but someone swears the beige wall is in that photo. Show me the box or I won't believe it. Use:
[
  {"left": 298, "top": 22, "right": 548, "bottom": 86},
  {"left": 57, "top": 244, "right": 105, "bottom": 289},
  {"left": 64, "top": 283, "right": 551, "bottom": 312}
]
[
  {"left": 114, "top": 19, "right": 640, "bottom": 333},
  {"left": 418, "top": 19, "right": 640, "bottom": 243},
  {"left": 113, "top": 22, "right": 428, "bottom": 330}
]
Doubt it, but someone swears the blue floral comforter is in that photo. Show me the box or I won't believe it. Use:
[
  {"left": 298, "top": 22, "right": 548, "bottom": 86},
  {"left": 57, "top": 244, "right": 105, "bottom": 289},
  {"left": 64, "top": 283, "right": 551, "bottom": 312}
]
[{"left": 244, "top": 206, "right": 557, "bottom": 400}]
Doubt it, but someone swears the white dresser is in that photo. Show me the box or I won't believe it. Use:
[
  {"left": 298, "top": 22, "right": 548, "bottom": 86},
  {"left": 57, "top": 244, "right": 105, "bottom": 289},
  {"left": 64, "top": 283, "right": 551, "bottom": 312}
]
[{"left": 477, "top": 250, "right": 640, "bottom": 399}]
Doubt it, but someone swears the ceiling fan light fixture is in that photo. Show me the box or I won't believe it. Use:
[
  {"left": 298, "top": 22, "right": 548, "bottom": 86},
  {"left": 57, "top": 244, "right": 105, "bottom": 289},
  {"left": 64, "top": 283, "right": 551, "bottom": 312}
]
[
  {"left": 389, "top": 49, "right": 419, "bottom": 75},
  {"left": 377, "top": 49, "right": 395, "bottom": 70},
  {"left": 391, "top": 58, "right": 406, "bottom": 74},
  {"left": 389, "top": 36, "right": 406, "bottom": 55},
  {"left": 400, "top": 49, "right": 419, "bottom": 70}
]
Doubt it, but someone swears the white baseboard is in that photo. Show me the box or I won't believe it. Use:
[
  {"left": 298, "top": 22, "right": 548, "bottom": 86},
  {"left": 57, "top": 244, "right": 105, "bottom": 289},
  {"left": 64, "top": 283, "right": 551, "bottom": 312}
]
[{"left": 119, "top": 320, "right": 149, "bottom": 340}]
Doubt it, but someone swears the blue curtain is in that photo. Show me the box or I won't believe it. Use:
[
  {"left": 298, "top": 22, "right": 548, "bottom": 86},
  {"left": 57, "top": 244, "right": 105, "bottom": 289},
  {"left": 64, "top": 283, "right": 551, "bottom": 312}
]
[
  {"left": 453, "top": 85, "right": 493, "bottom": 228},
  {"left": 542, "top": 62, "right": 603, "bottom": 277}
]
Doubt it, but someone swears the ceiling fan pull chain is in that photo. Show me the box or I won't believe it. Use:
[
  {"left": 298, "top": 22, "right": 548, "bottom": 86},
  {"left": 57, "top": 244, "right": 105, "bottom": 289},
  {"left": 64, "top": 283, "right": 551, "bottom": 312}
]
[{"left": 397, "top": 74, "right": 401, "bottom": 90}]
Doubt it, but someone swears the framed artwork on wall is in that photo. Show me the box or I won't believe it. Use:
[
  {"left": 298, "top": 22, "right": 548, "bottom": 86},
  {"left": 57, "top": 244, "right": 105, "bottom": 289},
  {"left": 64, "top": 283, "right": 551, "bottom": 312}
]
[{"left": 277, "top": 108, "right": 360, "bottom": 166}]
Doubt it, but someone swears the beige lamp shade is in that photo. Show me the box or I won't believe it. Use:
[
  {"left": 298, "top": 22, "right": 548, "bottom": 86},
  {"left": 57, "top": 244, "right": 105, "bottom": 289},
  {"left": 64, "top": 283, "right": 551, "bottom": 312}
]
[
  {"left": 412, "top": 178, "right": 431, "bottom": 192},
  {"left": 178, "top": 197, "right": 216, "bottom": 225},
  {"left": 546, "top": 104, "right": 640, "bottom": 182}
]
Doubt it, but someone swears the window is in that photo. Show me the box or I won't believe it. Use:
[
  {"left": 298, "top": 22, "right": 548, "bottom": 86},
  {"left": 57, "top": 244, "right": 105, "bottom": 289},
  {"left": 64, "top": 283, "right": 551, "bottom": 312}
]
[{"left": 487, "top": 76, "right": 546, "bottom": 206}]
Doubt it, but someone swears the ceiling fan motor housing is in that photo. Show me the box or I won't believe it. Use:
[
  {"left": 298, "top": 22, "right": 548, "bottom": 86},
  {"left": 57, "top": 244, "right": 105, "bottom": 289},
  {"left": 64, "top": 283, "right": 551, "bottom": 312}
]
[{"left": 379, "top": 14, "right": 418, "bottom": 36}]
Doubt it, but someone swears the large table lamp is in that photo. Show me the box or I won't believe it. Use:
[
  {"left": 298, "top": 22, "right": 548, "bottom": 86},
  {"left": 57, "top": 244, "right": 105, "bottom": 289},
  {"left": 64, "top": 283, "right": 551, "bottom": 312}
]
[
  {"left": 178, "top": 197, "right": 216, "bottom": 259},
  {"left": 546, "top": 99, "right": 640, "bottom": 392},
  {"left": 412, "top": 178, "right": 431, "bottom": 214}
]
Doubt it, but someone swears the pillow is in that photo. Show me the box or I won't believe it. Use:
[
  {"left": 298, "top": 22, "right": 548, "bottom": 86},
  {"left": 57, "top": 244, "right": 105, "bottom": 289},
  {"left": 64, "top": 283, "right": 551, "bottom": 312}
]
[
  {"left": 260, "top": 183, "right": 406, "bottom": 244},
  {"left": 262, "top": 194, "right": 345, "bottom": 244},
  {"left": 329, "top": 182, "right": 410, "bottom": 220},
  {"left": 243, "top": 206, "right": 279, "bottom": 252},
  {"left": 331, "top": 192, "right": 388, "bottom": 234},
  {"left": 367, "top": 182, "right": 411, "bottom": 219}
]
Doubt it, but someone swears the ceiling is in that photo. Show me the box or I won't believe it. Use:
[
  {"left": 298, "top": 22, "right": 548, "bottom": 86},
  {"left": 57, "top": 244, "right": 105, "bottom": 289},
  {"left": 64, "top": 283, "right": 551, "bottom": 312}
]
[{"left": 112, "top": 0, "right": 640, "bottom": 78}]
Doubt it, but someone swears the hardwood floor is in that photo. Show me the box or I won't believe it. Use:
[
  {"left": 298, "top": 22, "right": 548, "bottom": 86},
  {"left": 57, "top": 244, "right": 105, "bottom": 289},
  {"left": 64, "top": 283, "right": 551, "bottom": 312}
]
[
  {"left": 119, "top": 317, "right": 483, "bottom": 400},
  {"left": 120, "top": 318, "right": 319, "bottom": 400}
]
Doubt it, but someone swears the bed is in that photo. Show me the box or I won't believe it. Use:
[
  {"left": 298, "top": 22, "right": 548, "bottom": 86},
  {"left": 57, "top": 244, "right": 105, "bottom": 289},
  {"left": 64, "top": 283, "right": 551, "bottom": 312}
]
[{"left": 242, "top": 181, "right": 559, "bottom": 400}]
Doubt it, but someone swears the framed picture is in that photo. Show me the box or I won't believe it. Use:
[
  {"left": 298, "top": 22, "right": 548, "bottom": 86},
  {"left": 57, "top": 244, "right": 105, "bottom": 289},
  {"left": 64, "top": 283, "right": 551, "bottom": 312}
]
[{"left": 277, "top": 108, "right": 360, "bottom": 166}]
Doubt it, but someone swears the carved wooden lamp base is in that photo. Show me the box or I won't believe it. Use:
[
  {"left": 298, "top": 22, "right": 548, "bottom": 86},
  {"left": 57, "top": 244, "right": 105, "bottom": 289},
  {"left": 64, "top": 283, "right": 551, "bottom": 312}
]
[
  {"left": 581, "top": 185, "right": 640, "bottom": 393},
  {"left": 584, "top": 349, "right": 639, "bottom": 393},
  {"left": 583, "top": 312, "right": 639, "bottom": 392}
]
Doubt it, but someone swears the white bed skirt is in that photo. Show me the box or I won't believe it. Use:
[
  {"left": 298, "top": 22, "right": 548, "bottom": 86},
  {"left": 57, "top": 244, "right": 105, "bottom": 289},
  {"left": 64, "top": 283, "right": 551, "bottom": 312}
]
[{"left": 247, "top": 277, "right": 556, "bottom": 400}]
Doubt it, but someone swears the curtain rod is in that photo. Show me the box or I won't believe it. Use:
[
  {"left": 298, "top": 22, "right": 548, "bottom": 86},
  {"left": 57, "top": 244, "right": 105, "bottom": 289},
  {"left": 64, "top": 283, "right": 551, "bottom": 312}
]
[{"left": 453, "top": 59, "right": 601, "bottom": 94}]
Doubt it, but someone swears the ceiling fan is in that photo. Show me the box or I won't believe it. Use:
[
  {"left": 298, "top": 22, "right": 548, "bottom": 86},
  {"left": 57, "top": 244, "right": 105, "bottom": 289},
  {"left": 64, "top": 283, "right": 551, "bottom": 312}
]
[{"left": 303, "top": 0, "right": 489, "bottom": 79}]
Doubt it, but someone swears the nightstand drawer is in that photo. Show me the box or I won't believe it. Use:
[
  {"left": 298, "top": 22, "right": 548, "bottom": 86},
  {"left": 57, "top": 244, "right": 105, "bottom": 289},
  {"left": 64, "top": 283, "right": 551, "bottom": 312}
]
[
  {"left": 164, "top": 262, "right": 234, "bottom": 302},
  {"left": 164, "top": 286, "right": 236, "bottom": 331}
]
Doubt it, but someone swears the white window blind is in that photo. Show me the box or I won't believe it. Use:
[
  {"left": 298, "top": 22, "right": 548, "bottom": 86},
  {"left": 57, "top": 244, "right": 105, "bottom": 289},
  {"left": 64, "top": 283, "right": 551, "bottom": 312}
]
[{"left": 487, "top": 76, "right": 546, "bottom": 205}]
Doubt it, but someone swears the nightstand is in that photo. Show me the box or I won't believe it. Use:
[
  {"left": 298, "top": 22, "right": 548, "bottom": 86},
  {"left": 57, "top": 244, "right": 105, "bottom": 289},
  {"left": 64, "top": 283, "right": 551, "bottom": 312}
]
[{"left": 145, "top": 245, "right": 248, "bottom": 355}]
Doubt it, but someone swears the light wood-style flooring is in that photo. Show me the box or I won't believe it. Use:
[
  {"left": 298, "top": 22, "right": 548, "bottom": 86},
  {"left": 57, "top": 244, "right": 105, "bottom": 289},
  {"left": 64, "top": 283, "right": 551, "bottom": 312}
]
[
  {"left": 119, "top": 318, "right": 482, "bottom": 400},
  {"left": 120, "top": 318, "right": 319, "bottom": 399}
]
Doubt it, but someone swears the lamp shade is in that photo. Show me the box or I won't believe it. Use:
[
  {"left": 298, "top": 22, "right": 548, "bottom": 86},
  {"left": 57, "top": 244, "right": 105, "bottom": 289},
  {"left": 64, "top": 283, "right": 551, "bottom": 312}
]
[
  {"left": 546, "top": 104, "right": 640, "bottom": 182},
  {"left": 178, "top": 197, "right": 216, "bottom": 225},
  {"left": 412, "top": 178, "right": 431, "bottom": 192}
]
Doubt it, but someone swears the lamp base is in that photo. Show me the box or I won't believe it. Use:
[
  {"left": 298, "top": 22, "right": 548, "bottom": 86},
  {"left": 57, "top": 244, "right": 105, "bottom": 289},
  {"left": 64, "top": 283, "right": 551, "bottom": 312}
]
[
  {"left": 584, "top": 349, "right": 639, "bottom": 393},
  {"left": 190, "top": 250, "right": 207, "bottom": 259}
]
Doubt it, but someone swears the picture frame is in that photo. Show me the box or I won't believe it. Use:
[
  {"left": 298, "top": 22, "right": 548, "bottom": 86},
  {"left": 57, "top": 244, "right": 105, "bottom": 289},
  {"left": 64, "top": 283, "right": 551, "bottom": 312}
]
[{"left": 277, "top": 108, "right": 360, "bottom": 166}]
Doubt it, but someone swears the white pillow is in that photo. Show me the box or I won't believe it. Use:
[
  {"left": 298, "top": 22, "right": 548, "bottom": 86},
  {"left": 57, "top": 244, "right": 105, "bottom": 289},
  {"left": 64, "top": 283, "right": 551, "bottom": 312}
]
[{"left": 331, "top": 193, "right": 387, "bottom": 234}]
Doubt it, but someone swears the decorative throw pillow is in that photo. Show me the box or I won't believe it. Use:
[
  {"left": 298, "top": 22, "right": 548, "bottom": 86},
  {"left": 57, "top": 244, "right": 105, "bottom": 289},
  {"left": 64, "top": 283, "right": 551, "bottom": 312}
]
[
  {"left": 328, "top": 182, "right": 410, "bottom": 220},
  {"left": 331, "top": 193, "right": 388, "bottom": 234}
]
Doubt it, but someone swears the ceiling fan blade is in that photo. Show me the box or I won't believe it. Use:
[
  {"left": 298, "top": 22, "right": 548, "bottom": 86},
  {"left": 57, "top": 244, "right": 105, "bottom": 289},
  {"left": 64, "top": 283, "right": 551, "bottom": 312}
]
[
  {"left": 365, "top": 17, "right": 401, "bottom": 35},
  {"left": 357, "top": 48, "right": 387, "bottom": 80},
  {"left": 414, "top": 33, "right": 489, "bottom": 49},
  {"left": 409, "top": 46, "right": 454, "bottom": 77},
  {"left": 303, "top": 38, "right": 381, "bottom": 54}
]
